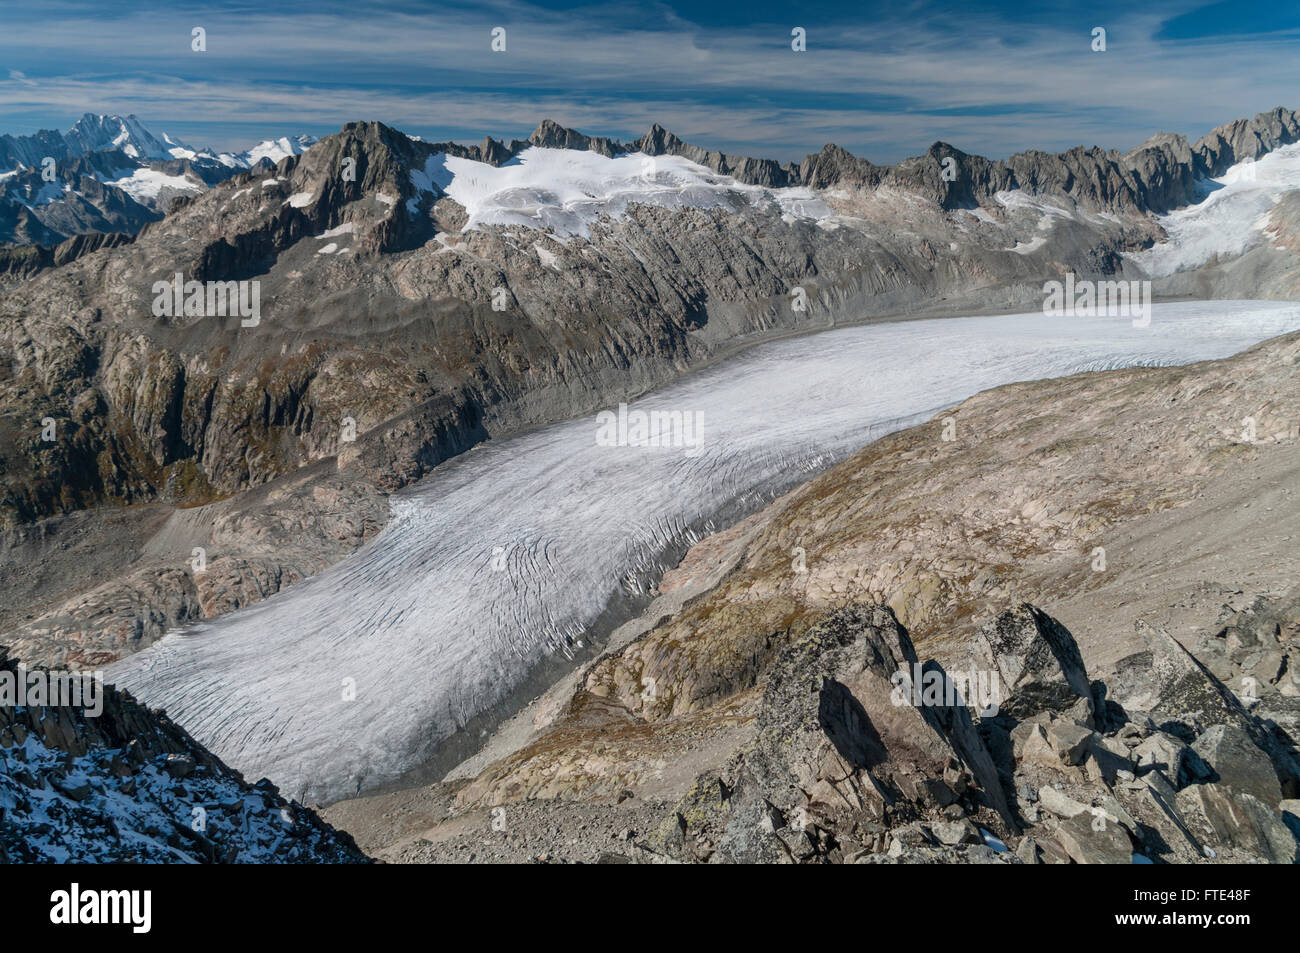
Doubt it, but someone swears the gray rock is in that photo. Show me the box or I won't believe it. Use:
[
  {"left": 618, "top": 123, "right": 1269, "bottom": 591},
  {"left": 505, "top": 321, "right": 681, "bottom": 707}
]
[
  {"left": 970, "top": 604, "right": 1092, "bottom": 721},
  {"left": 1046, "top": 721, "right": 1097, "bottom": 766},
  {"left": 1280, "top": 799, "right": 1300, "bottom": 841},
  {"left": 1132, "top": 732, "right": 1212, "bottom": 788},
  {"left": 164, "top": 753, "right": 196, "bottom": 779},
  {"left": 1054, "top": 812, "right": 1134, "bottom": 864},
  {"left": 1038, "top": 786, "right": 1090, "bottom": 819},
  {"left": 1016, "top": 835, "right": 1041, "bottom": 864},
  {"left": 1175, "top": 783, "right": 1297, "bottom": 864},
  {"left": 931, "top": 818, "right": 981, "bottom": 846},
  {"left": 1191, "top": 724, "right": 1283, "bottom": 808}
]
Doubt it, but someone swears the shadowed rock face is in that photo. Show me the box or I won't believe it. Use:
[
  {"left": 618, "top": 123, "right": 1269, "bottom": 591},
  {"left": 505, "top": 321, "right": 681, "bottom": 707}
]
[
  {"left": 449, "top": 598, "right": 1299, "bottom": 865},
  {"left": 969, "top": 604, "right": 1094, "bottom": 721}
]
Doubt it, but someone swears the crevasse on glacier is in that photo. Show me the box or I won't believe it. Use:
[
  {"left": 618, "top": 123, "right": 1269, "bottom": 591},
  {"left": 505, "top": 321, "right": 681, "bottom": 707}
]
[{"left": 107, "top": 301, "right": 1300, "bottom": 803}]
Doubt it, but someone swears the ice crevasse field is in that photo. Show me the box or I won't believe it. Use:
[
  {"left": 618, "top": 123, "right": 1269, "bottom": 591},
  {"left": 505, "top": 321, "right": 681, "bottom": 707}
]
[{"left": 105, "top": 299, "right": 1300, "bottom": 804}]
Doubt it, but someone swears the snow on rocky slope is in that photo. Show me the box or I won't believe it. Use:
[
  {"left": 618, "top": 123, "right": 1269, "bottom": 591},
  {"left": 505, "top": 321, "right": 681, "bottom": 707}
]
[
  {"left": 410, "top": 147, "right": 833, "bottom": 236},
  {"left": 0, "top": 115, "right": 316, "bottom": 244},
  {"left": 1128, "top": 143, "right": 1300, "bottom": 276},
  {"left": 0, "top": 649, "right": 368, "bottom": 862}
]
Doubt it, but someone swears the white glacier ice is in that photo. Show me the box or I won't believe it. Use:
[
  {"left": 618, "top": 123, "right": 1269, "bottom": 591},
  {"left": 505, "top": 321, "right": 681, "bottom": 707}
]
[
  {"left": 1128, "top": 143, "right": 1300, "bottom": 276},
  {"left": 106, "top": 301, "right": 1300, "bottom": 803},
  {"left": 409, "top": 147, "right": 832, "bottom": 237},
  {"left": 101, "top": 167, "right": 203, "bottom": 203}
]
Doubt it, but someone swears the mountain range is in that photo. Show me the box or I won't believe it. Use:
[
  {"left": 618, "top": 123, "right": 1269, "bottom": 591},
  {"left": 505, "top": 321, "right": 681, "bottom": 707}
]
[{"left": 0, "top": 114, "right": 315, "bottom": 248}]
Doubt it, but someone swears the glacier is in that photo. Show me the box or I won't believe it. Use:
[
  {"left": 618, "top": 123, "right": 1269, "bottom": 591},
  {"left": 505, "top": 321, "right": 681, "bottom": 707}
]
[
  {"left": 409, "top": 146, "right": 832, "bottom": 237},
  {"left": 106, "top": 301, "right": 1300, "bottom": 803},
  {"left": 1128, "top": 143, "right": 1300, "bottom": 276}
]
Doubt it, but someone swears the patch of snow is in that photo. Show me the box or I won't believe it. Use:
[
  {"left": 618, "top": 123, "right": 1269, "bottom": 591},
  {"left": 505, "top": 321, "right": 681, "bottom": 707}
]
[
  {"left": 1128, "top": 142, "right": 1300, "bottom": 276},
  {"left": 286, "top": 191, "right": 315, "bottom": 208},
  {"left": 1008, "top": 236, "right": 1048, "bottom": 255},
  {"left": 534, "top": 243, "right": 560, "bottom": 269},
  {"left": 316, "top": 242, "right": 338, "bottom": 254},
  {"left": 15, "top": 180, "right": 67, "bottom": 206},
  {"left": 244, "top": 135, "right": 315, "bottom": 166},
  {"left": 375, "top": 192, "right": 397, "bottom": 206},
  {"left": 407, "top": 146, "right": 835, "bottom": 238},
  {"left": 994, "top": 190, "right": 1073, "bottom": 220},
  {"left": 979, "top": 828, "right": 1009, "bottom": 853},
  {"left": 102, "top": 167, "right": 202, "bottom": 202},
  {"left": 319, "top": 222, "right": 356, "bottom": 238}
]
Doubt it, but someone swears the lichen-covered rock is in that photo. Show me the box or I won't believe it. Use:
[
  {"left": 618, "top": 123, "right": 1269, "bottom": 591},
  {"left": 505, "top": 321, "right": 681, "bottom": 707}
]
[{"left": 969, "top": 604, "right": 1093, "bottom": 721}]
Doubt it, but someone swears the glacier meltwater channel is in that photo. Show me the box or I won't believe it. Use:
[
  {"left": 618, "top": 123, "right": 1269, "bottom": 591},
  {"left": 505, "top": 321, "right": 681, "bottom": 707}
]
[{"left": 107, "top": 302, "right": 1300, "bottom": 802}]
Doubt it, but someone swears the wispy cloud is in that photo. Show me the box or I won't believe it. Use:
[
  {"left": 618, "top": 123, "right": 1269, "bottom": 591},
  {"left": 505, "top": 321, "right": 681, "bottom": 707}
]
[{"left": 0, "top": 0, "right": 1296, "bottom": 162}]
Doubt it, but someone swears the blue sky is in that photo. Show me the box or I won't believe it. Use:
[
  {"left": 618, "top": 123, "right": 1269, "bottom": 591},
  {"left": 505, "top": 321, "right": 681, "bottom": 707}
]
[{"left": 2, "top": 0, "right": 1299, "bottom": 163}]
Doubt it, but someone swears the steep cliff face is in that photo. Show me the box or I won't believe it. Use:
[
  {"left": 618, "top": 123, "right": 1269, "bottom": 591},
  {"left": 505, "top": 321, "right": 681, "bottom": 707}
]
[{"left": 0, "top": 648, "right": 369, "bottom": 862}]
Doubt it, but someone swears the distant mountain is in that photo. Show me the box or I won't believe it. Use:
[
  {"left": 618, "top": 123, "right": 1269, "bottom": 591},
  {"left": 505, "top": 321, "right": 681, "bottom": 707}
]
[{"left": 0, "top": 114, "right": 316, "bottom": 246}]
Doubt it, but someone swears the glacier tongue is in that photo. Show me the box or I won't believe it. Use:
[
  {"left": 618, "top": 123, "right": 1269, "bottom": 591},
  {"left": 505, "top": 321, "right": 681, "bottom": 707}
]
[{"left": 106, "top": 301, "right": 1300, "bottom": 803}]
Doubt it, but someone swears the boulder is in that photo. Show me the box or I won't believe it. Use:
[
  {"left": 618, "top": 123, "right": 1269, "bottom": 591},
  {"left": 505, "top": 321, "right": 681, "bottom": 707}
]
[
  {"left": 1046, "top": 721, "right": 1097, "bottom": 766},
  {"left": 1175, "top": 783, "right": 1297, "bottom": 864},
  {"left": 1280, "top": 799, "right": 1300, "bottom": 841},
  {"left": 1191, "top": 724, "right": 1283, "bottom": 808},
  {"left": 969, "top": 605, "right": 1092, "bottom": 720},
  {"left": 1054, "top": 812, "right": 1134, "bottom": 864},
  {"left": 1038, "top": 786, "right": 1090, "bottom": 819},
  {"left": 931, "top": 818, "right": 982, "bottom": 846},
  {"left": 1131, "top": 731, "right": 1212, "bottom": 788}
]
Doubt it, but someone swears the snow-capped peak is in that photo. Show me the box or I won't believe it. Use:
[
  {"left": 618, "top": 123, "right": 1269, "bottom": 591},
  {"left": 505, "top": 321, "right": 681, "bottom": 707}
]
[
  {"left": 242, "top": 135, "right": 318, "bottom": 166},
  {"left": 64, "top": 113, "right": 176, "bottom": 162}
]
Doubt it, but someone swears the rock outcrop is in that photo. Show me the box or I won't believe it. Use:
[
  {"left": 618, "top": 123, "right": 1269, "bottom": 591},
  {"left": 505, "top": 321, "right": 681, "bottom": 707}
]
[{"left": 0, "top": 647, "right": 370, "bottom": 863}]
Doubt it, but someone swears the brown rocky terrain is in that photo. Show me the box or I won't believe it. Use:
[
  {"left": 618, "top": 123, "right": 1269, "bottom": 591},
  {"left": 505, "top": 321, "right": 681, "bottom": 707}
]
[{"left": 323, "top": 328, "right": 1300, "bottom": 863}]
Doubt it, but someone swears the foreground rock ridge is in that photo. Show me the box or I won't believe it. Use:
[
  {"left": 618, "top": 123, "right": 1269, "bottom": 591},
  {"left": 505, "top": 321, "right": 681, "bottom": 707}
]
[
  {"left": 0, "top": 648, "right": 369, "bottom": 862},
  {"left": 4, "top": 107, "right": 1300, "bottom": 666}
]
